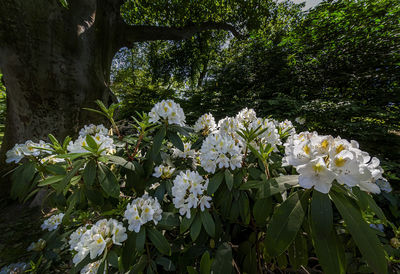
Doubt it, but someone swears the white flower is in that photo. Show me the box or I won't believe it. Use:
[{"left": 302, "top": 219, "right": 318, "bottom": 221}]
[
  {"left": 5, "top": 144, "right": 25, "bottom": 163},
  {"left": 79, "top": 124, "right": 108, "bottom": 137},
  {"left": 6, "top": 140, "right": 51, "bottom": 163},
  {"left": 194, "top": 113, "right": 217, "bottom": 135},
  {"left": 295, "top": 117, "right": 305, "bottom": 125},
  {"left": 297, "top": 157, "right": 336, "bottom": 194},
  {"left": 283, "top": 131, "right": 384, "bottom": 194},
  {"left": 67, "top": 134, "right": 115, "bottom": 155},
  {"left": 172, "top": 142, "right": 195, "bottom": 159},
  {"left": 70, "top": 219, "right": 127, "bottom": 265},
  {"left": 148, "top": 100, "right": 185, "bottom": 126},
  {"left": 172, "top": 170, "right": 211, "bottom": 218},
  {"left": 249, "top": 118, "right": 282, "bottom": 151},
  {"left": 124, "top": 194, "right": 163, "bottom": 233},
  {"left": 217, "top": 116, "right": 240, "bottom": 138},
  {"left": 41, "top": 213, "right": 64, "bottom": 231},
  {"left": 199, "top": 133, "right": 243, "bottom": 174},
  {"left": 278, "top": 119, "right": 296, "bottom": 135},
  {"left": 236, "top": 108, "right": 257, "bottom": 125},
  {"left": 152, "top": 164, "right": 175, "bottom": 179}
]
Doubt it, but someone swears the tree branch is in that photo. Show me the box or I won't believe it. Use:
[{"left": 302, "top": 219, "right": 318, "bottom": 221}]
[{"left": 118, "top": 21, "right": 244, "bottom": 48}]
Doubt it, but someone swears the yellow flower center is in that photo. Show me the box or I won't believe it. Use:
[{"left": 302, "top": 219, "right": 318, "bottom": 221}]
[
  {"left": 334, "top": 157, "right": 346, "bottom": 167},
  {"left": 321, "top": 140, "right": 329, "bottom": 150},
  {"left": 303, "top": 145, "right": 311, "bottom": 155},
  {"left": 312, "top": 163, "right": 324, "bottom": 173},
  {"left": 336, "top": 144, "right": 345, "bottom": 154}
]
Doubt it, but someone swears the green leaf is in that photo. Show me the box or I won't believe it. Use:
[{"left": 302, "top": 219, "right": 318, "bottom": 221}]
[
  {"left": 149, "top": 126, "right": 166, "bottom": 160},
  {"left": 310, "top": 228, "right": 346, "bottom": 274},
  {"left": 11, "top": 161, "right": 37, "bottom": 200},
  {"left": 311, "top": 190, "right": 333, "bottom": 238},
  {"left": 106, "top": 155, "right": 136, "bottom": 171},
  {"left": 186, "top": 266, "right": 198, "bottom": 274},
  {"left": 257, "top": 178, "right": 294, "bottom": 199},
  {"left": 225, "top": 169, "right": 234, "bottom": 191},
  {"left": 330, "top": 191, "right": 387, "bottom": 274},
  {"left": 38, "top": 175, "right": 64, "bottom": 187},
  {"left": 168, "top": 131, "right": 184, "bottom": 151},
  {"left": 353, "top": 187, "right": 387, "bottom": 223},
  {"left": 265, "top": 190, "right": 308, "bottom": 257},
  {"left": 275, "top": 175, "right": 299, "bottom": 186},
  {"left": 180, "top": 213, "right": 195, "bottom": 233},
  {"left": 200, "top": 251, "right": 211, "bottom": 274},
  {"left": 59, "top": 0, "right": 68, "bottom": 8},
  {"left": 155, "top": 256, "right": 176, "bottom": 272},
  {"left": 207, "top": 171, "right": 224, "bottom": 194},
  {"left": 211, "top": 243, "right": 232, "bottom": 273},
  {"left": 85, "top": 135, "right": 98, "bottom": 150},
  {"left": 107, "top": 250, "right": 119, "bottom": 268},
  {"left": 200, "top": 210, "right": 215, "bottom": 237},
  {"left": 84, "top": 187, "right": 104, "bottom": 206},
  {"left": 239, "top": 180, "right": 264, "bottom": 190},
  {"left": 98, "top": 163, "right": 120, "bottom": 198},
  {"left": 288, "top": 233, "right": 308, "bottom": 270},
  {"left": 239, "top": 192, "right": 250, "bottom": 224},
  {"left": 83, "top": 160, "right": 96, "bottom": 187},
  {"left": 190, "top": 213, "right": 202, "bottom": 241},
  {"left": 253, "top": 198, "right": 272, "bottom": 225},
  {"left": 55, "top": 160, "right": 85, "bottom": 194},
  {"left": 147, "top": 228, "right": 171, "bottom": 255},
  {"left": 136, "top": 227, "right": 146, "bottom": 252},
  {"left": 157, "top": 212, "right": 180, "bottom": 230}
]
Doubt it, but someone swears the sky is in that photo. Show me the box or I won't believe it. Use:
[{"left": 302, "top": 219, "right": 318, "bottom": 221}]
[{"left": 289, "top": 0, "right": 323, "bottom": 10}]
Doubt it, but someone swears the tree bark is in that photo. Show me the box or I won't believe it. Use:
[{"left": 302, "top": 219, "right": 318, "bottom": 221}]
[
  {"left": 0, "top": 0, "right": 241, "bottom": 197},
  {"left": 0, "top": 0, "right": 122, "bottom": 164}
]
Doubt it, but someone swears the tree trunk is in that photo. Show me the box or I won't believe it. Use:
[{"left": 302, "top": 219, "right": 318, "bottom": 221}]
[{"left": 0, "top": 0, "right": 121, "bottom": 165}]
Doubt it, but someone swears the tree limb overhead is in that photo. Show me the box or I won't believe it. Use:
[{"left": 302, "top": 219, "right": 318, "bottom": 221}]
[{"left": 118, "top": 21, "right": 244, "bottom": 48}]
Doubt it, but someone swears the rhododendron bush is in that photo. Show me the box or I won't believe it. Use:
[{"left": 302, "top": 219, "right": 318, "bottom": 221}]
[{"left": 7, "top": 100, "right": 396, "bottom": 273}]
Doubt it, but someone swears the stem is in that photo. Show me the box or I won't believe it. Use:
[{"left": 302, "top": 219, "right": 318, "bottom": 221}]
[
  {"left": 130, "top": 132, "right": 144, "bottom": 159},
  {"left": 110, "top": 118, "right": 122, "bottom": 140}
]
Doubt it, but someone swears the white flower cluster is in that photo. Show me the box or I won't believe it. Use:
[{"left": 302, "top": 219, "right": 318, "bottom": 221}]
[
  {"left": 149, "top": 100, "right": 185, "bottom": 126},
  {"left": 41, "top": 213, "right": 64, "bottom": 231},
  {"left": 80, "top": 260, "right": 104, "bottom": 274},
  {"left": 67, "top": 125, "right": 115, "bottom": 155},
  {"left": 79, "top": 124, "right": 108, "bottom": 137},
  {"left": 236, "top": 108, "right": 257, "bottom": 125},
  {"left": 70, "top": 219, "right": 127, "bottom": 265},
  {"left": 124, "top": 194, "right": 163, "bottom": 233},
  {"left": 194, "top": 113, "right": 217, "bottom": 135},
  {"left": 153, "top": 164, "right": 176, "bottom": 179},
  {"left": 6, "top": 140, "right": 51, "bottom": 164},
  {"left": 199, "top": 134, "right": 243, "bottom": 174},
  {"left": 172, "top": 170, "right": 212, "bottom": 218},
  {"left": 278, "top": 119, "right": 296, "bottom": 135},
  {"left": 250, "top": 118, "right": 282, "bottom": 151},
  {"left": 171, "top": 142, "right": 195, "bottom": 159},
  {"left": 283, "top": 131, "right": 384, "bottom": 194},
  {"left": 217, "top": 116, "right": 240, "bottom": 138}
]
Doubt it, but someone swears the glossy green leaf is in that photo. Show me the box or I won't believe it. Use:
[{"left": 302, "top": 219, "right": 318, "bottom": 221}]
[
  {"left": 207, "top": 170, "right": 224, "bottom": 194},
  {"left": 136, "top": 227, "right": 146, "bottom": 252},
  {"left": 311, "top": 190, "right": 333, "bottom": 238},
  {"left": 180, "top": 212, "right": 195, "bottom": 233},
  {"left": 253, "top": 198, "right": 272, "bottom": 225},
  {"left": 239, "top": 192, "right": 250, "bottom": 224},
  {"left": 201, "top": 210, "right": 215, "bottom": 237},
  {"left": 55, "top": 159, "right": 85, "bottom": 194},
  {"left": 211, "top": 243, "right": 232, "bottom": 273},
  {"left": 168, "top": 131, "right": 184, "bottom": 151},
  {"left": 190, "top": 213, "right": 202, "bottom": 241},
  {"left": 106, "top": 155, "right": 136, "bottom": 171},
  {"left": 200, "top": 251, "right": 211, "bottom": 274},
  {"left": 98, "top": 163, "right": 120, "bottom": 198},
  {"left": 147, "top": 227, "right": 171, "bottom": 255},
  {"left": 225, "top": 169, "right": 233, "bottom": 191},
  {"left": 155, "top": 256, "right": 176, "bottom": 272},
  {"left": 83, "top": 159, "right": 96, "bottom": 187},
  {"left": 122, "top": 233, "right": 137, "bottom": 270},
  {"left": 264, "top": 190, "right": 308, "bottom": 257},
  {"left": 38, "top": 175, "right": 64, "bottom": 186},
  {"left": 330, "top": 191, "right": 387, "bottom": 274},
  {"left": 149, "top": 126, "right": 166, "bottom": 160}
]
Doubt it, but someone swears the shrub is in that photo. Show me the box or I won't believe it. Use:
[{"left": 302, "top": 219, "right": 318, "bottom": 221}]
[{"left": 6, "top": 100, "right": 398, "bottom": 273}]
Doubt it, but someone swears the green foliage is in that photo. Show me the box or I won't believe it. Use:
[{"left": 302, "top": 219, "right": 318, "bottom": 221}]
[{"left": 7, "top": 100, "right": 399, "bottom": 273}]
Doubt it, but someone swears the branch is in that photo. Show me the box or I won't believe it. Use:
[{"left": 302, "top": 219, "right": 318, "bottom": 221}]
[{"left": 119, "top": 21, "right": 244, "bottom": 48}]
